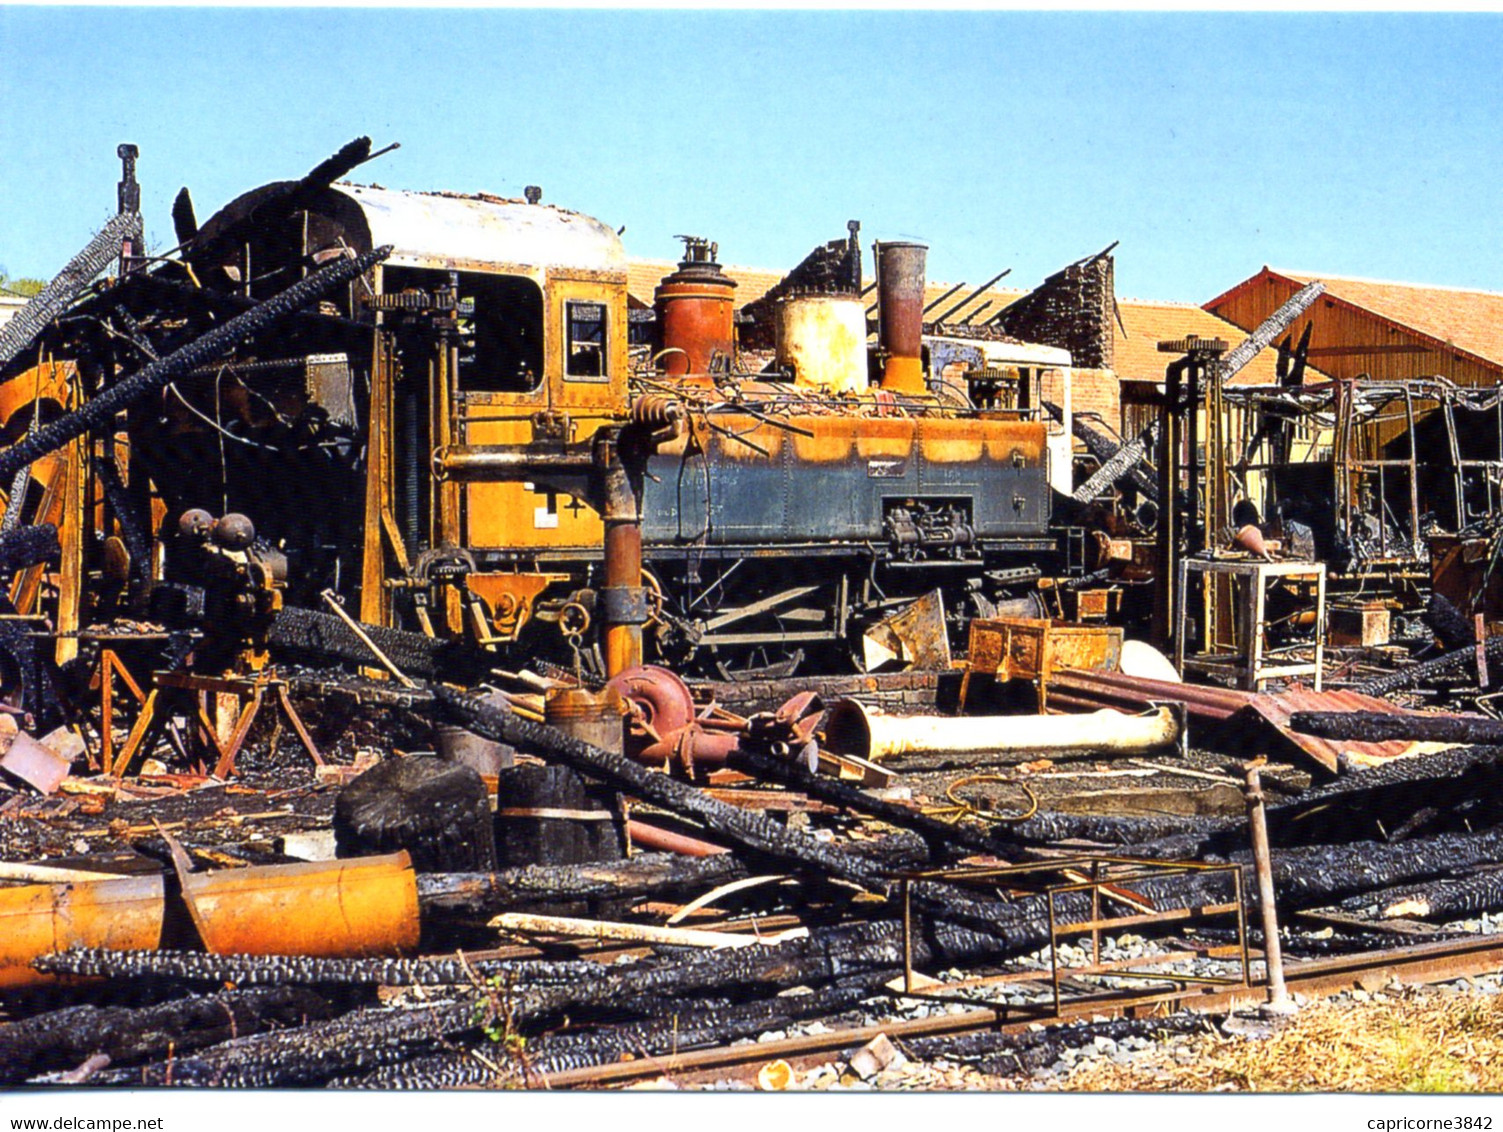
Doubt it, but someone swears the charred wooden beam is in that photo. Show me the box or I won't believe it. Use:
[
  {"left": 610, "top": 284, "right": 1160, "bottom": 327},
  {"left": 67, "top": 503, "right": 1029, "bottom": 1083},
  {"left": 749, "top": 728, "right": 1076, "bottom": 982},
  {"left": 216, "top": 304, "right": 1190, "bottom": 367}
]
[
  {"left": 0, "top": 524, "right": 60, "bottom": 576},
  {"left": 0, "top": 986, "right": 332, "bottom": 1085},
  {"left": 433, "top": 686, "right": 1021, "bottom": 939},
  {"left": 269, "top": 606, "right": 479, "bottom": 682},
  {"left": 1338, "top": 868, "right": 1503, "bottom": 923},
  {"left": 1045, "top": 402, "right": 1159, "bottom": 502},
  {"left": 1070, "top": 421, "right": 1160, "bottom": 503},
  {"left": 0, "top": 245, "right": 391, "bottom": 486},
  {"left": 84, "top": 997, "right": 477, "bottom": 1088},
  {"left": 414, "top": 854, "right": 749, "bottom": 917},
  {"left": 1219, "top": 282, "right": 1325, "bottom": 381},
  {"left": 1252, "top": 826, "right": 1503, "bottom": 909},
  {"left": 333, "top": 981, "right": 879, "bottom": 1087},
  {"left": 434, "top": 686, "right": 891, "bottom": 892},
  {"left": 183, "top": 138, "right": 383, "bottom": 266},
  {"left": 1026, "top": 743, "right": 1503, "bottom": 856},
  {"left": 1290, "top": 712, "right": 1503, "bottom": 746},
  {"left": 724, "top": 744, "right": 1006, "bottom": 860},
  {"left": 1355, "top": 636, "right": 1503, "bottom": 699},
  {"left": 1426, "top": 592, "right": 1478, "bottom": 652},
  {"left": 0, "top": 212, "right": 143, "bottom": 371},
  {"left": 31, "top": 948, "right": 608, "bottom": 989}
]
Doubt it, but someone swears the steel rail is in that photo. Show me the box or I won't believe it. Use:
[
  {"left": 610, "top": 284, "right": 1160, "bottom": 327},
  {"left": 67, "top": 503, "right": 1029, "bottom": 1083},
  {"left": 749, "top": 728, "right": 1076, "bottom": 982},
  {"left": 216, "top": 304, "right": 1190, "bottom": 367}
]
[{"left": 537, "top": 931, "right": 1503, "bottom": 1088}]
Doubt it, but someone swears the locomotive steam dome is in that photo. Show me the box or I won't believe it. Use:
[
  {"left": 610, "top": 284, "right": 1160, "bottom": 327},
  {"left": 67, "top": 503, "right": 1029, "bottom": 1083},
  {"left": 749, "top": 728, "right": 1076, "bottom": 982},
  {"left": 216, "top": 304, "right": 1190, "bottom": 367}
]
[{"left": 653, "top": 236, "right": 737, "bottom": 381}]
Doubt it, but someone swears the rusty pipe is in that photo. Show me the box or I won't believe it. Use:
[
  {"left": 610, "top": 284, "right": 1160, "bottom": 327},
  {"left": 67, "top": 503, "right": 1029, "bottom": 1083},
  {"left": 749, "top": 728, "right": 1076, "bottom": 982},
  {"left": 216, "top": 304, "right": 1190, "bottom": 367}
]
[
  {"left": 875, "top": 241, "right": 928, "bottom": 395},
  {"left": 1051, "top": 668, "right": 1253, "bottom": 709},
  {"left": 627, "top": 819, "right": 729, "bottom": 857},
  {"left": 599, "top": 438, "right": 645, "bottom": 678},
  {"left": 823, "top": 701, "right": 1180, "bottom": 762},
  {"left": 637, "top": 726, "right": 742, "bottom": 770},
  {"left": 1245, "top": 764, "right": 1291, "bottom": 1010},
  {"left": 1046, "top": 682, "right": 1239, "bottom": 721},
  {"left": 435, "top": 445, "right": 594, "bottom": 482}
]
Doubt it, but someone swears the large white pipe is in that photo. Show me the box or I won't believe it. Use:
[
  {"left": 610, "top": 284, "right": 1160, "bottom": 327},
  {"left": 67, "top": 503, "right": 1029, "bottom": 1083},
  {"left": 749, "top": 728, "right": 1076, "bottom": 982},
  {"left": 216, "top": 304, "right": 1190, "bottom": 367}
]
[{"left": 823, "top": 700, "right": 1179, "bottom": 762}]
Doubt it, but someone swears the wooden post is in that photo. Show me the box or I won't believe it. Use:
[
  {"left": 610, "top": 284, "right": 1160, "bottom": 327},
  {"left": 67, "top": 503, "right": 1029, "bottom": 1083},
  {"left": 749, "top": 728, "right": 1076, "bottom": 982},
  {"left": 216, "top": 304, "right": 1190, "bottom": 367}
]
[
  {"left": 1476, "top": 614, "right": 1489, "bottom": 688},
  {"left": 1245, "top": 762, "right": 1293, "bottom": 1013}
]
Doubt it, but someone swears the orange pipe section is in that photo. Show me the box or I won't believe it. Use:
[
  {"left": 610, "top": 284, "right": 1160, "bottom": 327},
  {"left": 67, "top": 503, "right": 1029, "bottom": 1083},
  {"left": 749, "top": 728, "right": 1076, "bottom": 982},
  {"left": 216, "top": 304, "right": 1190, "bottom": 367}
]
[
  {"left": 179, "top": 852, "right": 420, "bottom": 958},
  {"left": 0, "top": 875, "right": 165, "bottom": 989}
]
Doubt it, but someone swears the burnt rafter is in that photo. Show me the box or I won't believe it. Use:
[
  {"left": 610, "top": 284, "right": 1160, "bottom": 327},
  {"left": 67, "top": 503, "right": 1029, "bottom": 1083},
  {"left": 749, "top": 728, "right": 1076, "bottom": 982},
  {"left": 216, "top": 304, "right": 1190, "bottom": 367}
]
[{"left": 0, "top": 245, "right": 390, "bottom": 487}]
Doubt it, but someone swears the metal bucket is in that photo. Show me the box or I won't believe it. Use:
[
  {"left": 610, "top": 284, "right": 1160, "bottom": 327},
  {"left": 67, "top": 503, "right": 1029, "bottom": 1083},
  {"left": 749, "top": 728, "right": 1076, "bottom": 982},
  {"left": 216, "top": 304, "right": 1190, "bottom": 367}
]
[{"left": 435, "top": 691, "right": 515, "bottom": 775}]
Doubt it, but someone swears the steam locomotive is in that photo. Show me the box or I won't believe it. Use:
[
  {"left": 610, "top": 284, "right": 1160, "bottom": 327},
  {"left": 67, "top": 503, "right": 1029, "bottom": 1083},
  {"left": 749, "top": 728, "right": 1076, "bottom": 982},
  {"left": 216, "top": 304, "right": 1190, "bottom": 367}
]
[{"left": 4, "top": 146, "right": 1077, "bottom": 682}]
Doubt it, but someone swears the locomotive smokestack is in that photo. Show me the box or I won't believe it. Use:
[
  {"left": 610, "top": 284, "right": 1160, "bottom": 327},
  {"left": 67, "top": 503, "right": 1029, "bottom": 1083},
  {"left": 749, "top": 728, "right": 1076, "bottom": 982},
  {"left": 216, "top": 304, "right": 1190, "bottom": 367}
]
[{"left": 875, "top": 240, "right": 927, "bottom": 394}]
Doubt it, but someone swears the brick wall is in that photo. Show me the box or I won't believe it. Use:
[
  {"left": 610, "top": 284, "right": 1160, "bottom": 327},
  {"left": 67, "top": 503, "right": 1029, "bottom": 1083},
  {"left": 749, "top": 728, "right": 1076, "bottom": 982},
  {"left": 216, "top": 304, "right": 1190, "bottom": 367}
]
[
  {"left": 994, "top": 254, "right": 1116, "bottom": 371},
  {"left": 1067, "top": 366, "right": 1121, "bottom": 431}
]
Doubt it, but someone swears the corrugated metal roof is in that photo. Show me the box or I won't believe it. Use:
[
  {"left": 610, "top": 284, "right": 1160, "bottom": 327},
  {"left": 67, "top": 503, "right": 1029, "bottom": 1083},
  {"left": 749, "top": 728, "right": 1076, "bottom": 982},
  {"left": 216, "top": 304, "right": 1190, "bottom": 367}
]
[
  {"left": 1049, "top": 668, "right": 1455, "bottom": 774},
  {"left": 1239, "top": 686, "right": 1446, "bottom": 773}
]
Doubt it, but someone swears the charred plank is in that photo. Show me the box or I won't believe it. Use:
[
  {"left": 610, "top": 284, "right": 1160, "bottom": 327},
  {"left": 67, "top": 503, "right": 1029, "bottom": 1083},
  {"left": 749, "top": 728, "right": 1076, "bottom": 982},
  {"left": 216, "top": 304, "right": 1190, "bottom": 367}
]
[
  {"left": 415, "top": 854, "right": 749, "bottom": 917},
  {"left": 1290, "top": 711, "right": 1503, "bottom": 746},
  {"left": 0, "top": 986, "right": 332, "bottom": 1085}
]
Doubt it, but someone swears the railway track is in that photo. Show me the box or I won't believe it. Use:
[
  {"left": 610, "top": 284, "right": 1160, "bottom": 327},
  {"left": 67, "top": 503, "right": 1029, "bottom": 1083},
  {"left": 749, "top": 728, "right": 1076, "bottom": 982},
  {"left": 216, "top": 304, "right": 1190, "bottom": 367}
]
[{"left": 539, "top": 931, "right": 1503, "bottom": 1088}]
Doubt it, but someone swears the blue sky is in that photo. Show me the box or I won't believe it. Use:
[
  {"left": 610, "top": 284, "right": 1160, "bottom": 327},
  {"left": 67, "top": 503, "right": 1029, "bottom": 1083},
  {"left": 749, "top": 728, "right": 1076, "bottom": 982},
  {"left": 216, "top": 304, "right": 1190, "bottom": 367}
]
[{"left": 2, "top": 9, "right": 1501, "bottom": 303}]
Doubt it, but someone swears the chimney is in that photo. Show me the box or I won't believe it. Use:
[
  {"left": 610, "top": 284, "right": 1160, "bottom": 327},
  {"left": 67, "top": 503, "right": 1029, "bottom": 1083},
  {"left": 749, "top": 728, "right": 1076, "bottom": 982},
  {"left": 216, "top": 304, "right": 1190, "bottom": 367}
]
[{"left": 874, "top": 241, "right": 927, "bottom": 394}]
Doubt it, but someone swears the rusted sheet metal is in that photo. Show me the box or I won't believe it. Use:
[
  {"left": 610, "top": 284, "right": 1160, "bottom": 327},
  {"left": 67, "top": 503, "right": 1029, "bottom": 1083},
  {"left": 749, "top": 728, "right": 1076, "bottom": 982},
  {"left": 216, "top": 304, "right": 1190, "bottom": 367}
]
[
  {"left": 968, "top": 618, "right": 1123, "bottom": 685},
  {"left": 863, "top": 588, "right": 951, "bottom": 672},
  {"left": 178, "top": 852, "right": 420, "bottom": 959},
  {"left": 1238, "top": 687, "right": 1448, "bottom": 773},
  {"left": 335, "top": 183, "right": 626, "bottom": 276},
  {"left": 0, "top": 875, "right": 165, "bottom": 988},
  {"left": 1049, "top": 668, "right": 1450, "bottom": 772}
]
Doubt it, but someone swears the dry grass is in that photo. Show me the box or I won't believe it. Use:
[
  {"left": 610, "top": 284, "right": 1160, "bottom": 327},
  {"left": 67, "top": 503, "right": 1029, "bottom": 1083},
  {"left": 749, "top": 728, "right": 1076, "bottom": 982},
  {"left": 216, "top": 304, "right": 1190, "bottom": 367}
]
[{"left": 1054, "top": 988, "right": 1503, "bottom": 1093}]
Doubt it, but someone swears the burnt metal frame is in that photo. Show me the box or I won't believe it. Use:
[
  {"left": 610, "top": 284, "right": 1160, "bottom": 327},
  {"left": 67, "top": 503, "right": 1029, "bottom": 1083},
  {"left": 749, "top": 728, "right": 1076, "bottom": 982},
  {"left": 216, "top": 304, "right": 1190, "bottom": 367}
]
[
  {"left": 1175, "top": 557, "right": 1327, "bottom": 691},
  {"left": 894, "top": 855, "right": 1250, "bottom": 1020},
  {"left": 1222, "top": 377, "right": 1503, "bottom": 571}
]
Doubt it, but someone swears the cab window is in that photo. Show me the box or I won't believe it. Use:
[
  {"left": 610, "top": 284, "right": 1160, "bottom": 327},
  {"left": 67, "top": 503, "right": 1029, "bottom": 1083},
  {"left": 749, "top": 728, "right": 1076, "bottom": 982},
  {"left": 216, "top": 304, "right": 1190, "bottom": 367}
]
[
  {"left": 383, "top": 267, "right": 544, "bottom": 393},
  {"left": 566, "top": 301, "right": 608, "bottom": 381}
]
